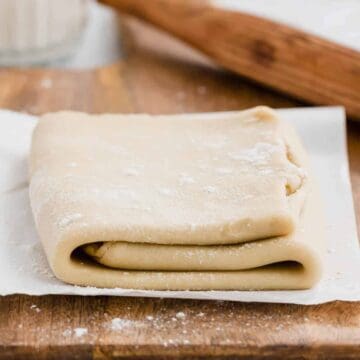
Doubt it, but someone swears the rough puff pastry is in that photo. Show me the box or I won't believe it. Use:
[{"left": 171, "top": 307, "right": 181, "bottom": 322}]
[{"left": 29, "top": 107, "right": 324, "bottom": 290}]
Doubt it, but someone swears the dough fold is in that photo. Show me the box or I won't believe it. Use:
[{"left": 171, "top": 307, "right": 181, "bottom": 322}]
[{"left": 29, "top": 107, "right": 324, "bottom": 290}]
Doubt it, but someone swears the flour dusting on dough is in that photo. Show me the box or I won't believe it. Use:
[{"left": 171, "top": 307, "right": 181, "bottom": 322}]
[
  {"left": 179, "top": 173, "right": 196, "bottom": 185},
  {"left": 204, "top": 186, "right": 217, "bottom": 194},
  {"left": 215, "top": 167, "right": 234, "bottom": 175},
  {"left": 123, "top": 167, "right": 140, "bottom": 176},
  {"left": 158, "top": 187, "right": 174, "bottom": 196},
  {"left": 227, "top": 142, "right": 281, "bottom": 164},
  {"left": 58, "top": 213, "right": 83, "bottom": 228}
]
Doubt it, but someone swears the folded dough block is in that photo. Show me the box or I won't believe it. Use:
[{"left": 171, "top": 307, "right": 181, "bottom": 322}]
[{"left": 29, "top": 107, "right": 324, "bottom": 290}]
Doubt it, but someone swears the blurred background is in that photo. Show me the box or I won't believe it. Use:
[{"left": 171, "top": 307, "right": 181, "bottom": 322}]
[
  {"left": 0, "top": 0, "right": 358, "bottom": 119},
  {"left": 0, "top": 0, "right": 359, "bottom": 69}
]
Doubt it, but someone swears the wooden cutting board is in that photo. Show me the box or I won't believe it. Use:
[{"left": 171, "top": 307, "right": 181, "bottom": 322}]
[{"left": 1, "top": 17, "right": 360, "bottom": 360}]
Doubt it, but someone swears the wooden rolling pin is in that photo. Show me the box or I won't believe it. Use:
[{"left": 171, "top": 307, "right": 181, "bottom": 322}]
[{"left": 100, "top": 0, "right": 360, "bottom": 119}]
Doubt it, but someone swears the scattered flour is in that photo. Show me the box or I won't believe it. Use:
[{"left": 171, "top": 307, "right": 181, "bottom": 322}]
[
  {"left": 204, "top": 186, "right": 217, "bottom": 194},
  {"left": 30, "top": 304, "right": 41, "bottom": 313},
  {"left": 179, "top": 174, "right": 195, "bottom": 185},
  {"left": 67, "top": 162, "right": 78, "bottom": 168},
  {"left": 74, "top": 328, "right": 88, "bottom": 337},
  {"left": 123, "top": 167, "right": 140, "bottom": 176},
  {"left": 110, "top": 317, "right": 134, "bottom": 331},
  {"left": 215, "top": 167, "right": 233, "bottom": 175},
  {"left": 57, "top": 213, "right": 83, "bottom": 228},
  {"left": 62, "top": 329, "right": 72, "bottom": 337},
  {"left": 62, "top": 328, "right": 88, "bottom": 337},
  {"left": 227, "top": 142, "right": 280, "bottom": 164},
  {"left": 158, "top": 187, "right": 174, "bottom": 196},
  {"left": 175, "top": 311, "right": 186, "bottom": 320}
]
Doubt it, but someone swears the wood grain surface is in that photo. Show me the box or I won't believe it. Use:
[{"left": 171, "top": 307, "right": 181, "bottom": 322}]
[
  {"left": 101, "top": 0, "right": 360, "bottom": 119},
  {"left": 0, "top": 16, "right": 360, "bottom": 360}
]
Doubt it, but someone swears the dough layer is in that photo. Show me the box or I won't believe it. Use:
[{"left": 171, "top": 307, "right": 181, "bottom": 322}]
[{"left": 29, "top": 107, "right": 324, "bottom": 290}]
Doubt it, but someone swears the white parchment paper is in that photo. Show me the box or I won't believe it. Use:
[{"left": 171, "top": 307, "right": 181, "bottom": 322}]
[{"left": 0, "top": 107, "right": 359, "bottom": 304}]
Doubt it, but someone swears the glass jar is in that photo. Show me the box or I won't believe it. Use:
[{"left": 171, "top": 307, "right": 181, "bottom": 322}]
[{"left": 0, "top": 0, "right": 89, "bottom": 66}]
